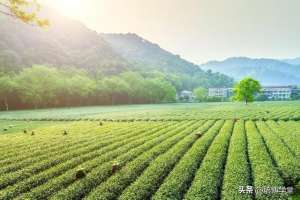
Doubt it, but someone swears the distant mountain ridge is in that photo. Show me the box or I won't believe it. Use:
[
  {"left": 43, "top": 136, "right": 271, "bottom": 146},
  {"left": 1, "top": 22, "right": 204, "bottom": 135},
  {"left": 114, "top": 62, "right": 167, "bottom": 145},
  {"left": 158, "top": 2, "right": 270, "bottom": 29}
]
[
  {"left": 200, "top": 57, "right": 300, "bottom": 85},
  {"left": 281, "top": 57, "right": 300, "bottom": 66}
]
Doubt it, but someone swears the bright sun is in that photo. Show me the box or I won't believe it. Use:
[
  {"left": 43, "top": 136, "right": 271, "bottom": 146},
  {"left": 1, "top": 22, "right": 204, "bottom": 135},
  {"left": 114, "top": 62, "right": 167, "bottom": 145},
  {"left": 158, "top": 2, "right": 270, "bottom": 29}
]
[{"left": 42, "top": 0, "right": 84, "bottom": 18}]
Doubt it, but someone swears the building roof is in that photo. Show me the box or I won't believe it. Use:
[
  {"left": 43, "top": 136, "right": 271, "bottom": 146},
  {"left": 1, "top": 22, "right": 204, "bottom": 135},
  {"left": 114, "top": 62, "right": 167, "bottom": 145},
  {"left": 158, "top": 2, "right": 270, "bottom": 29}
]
[
  {"left": 181, "top": 90, "right": 193, "bottom": 94},
  {"left": 262, "top": 85, "right": 296, "bottom": 88}
]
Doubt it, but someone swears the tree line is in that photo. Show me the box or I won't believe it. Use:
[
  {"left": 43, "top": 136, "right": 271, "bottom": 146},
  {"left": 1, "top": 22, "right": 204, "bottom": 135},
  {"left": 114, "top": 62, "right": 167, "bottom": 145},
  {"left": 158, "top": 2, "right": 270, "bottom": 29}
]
[{"left": 0, "top": 65, "right": 177, "bottom": 110}]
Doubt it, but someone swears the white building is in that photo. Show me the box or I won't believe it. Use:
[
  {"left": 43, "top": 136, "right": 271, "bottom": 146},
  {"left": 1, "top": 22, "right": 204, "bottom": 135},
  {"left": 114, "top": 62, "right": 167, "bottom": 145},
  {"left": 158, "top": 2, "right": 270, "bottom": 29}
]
[
  {"left": 208, "top": 88, "right": 232, "bottom": 98},
  {"left": 262, "top": 86, "right": 294, "bottom": 100},
  {"left": 179, "top": 90, "right": 195, "bottom": 102},
  {"left": 208, "top": 86, "right": 297, "bottom": 100}
]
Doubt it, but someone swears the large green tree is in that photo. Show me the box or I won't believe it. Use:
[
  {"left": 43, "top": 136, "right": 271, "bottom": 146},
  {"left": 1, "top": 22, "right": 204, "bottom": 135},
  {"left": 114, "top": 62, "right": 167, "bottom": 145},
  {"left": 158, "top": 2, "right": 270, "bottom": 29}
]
[
  {"left": 0, "top": 74, "right": 16, "bottom": 110},
  {"left": 0, "top": 65, "right": 190, "bottom": 109},
  {"left": 234, "top": 77, "right": 261, "bottom": 104},
  {"left": 120, "top": 72, "right": 146, "bottom": 103},
  {"left": 68, "top": 74, "right": 96, "bottom": 105},
  {"left": 144, "top": 78, "right": 176, "bottom": 103},
  {"left": 102, "top": 76, "right": 130, "bottom": 105},
  {"left": 15, "top": 65, "right": 60, "bottom": 108},
  {"left": 193, "top": 87, "right": 208, "bottom": 102}
]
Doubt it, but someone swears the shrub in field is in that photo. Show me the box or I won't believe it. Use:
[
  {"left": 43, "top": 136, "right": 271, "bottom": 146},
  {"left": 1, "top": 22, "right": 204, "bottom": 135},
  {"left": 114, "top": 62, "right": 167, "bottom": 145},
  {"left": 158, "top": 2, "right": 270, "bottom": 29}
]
[
  {"left": 63, "top": 130, "right": 68, "bottom": 135},
  {"left": 220, "top": 120, "right": 252, "bottom": 200},
  {"left": 152, "top": 120, "right": 224, "bottom": 200},
  {"left": 184, "top": 120, "right": 234, "bottom": 200},
  {"left": 245, "top": 121, "right": 287, "bottom": 200},
  {"left": 112, "top": 161, "right": 120, "bottom": 174},
  {"left": 75, "top": 168, "right": 86, "bottom": 179}
]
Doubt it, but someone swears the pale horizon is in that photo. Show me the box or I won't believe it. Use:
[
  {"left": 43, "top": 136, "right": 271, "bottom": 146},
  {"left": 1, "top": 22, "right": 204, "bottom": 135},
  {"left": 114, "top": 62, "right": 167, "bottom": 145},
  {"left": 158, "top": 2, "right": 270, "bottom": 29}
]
[{"left": 41, "top": 0, "right": 300, "bottom": 64}]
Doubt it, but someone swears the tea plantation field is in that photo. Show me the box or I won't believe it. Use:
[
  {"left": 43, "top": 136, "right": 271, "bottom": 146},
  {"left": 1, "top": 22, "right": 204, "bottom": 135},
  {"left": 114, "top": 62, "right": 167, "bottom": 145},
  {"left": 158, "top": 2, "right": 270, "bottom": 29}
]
[
  {"left": 0, "top": 102, "right": 299, "bottom": 200},
  {"left": 0, "top": 101, "right": 300, "bottom": 121}
]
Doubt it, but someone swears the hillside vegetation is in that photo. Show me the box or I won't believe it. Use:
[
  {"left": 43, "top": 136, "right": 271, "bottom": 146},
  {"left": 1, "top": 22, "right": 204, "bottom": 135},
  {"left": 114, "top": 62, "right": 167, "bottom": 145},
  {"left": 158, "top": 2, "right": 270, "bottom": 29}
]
[
  {"left": 0, "top": 10, "right": 234, "bottom": 110},
  {"left": 0, "top": 13, "right": 128, "bottom": 75},
  {"left": 0, "top": 10, "right": 233, "bottom": 87}
]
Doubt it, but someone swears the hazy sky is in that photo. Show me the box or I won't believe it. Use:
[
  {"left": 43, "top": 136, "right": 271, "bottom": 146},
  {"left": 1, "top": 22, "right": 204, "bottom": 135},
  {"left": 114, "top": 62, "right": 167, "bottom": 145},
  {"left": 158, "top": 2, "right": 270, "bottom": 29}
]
[{"left": 42, "top": 0, "right": 300, "bottom": 63}]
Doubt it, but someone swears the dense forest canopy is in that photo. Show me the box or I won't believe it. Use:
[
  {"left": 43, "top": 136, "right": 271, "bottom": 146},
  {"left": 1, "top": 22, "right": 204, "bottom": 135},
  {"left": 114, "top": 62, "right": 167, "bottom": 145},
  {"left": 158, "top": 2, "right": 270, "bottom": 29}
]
[
  {"left": 0, "top": 9, "right": 234, "bottom": 110},
  {"left": 0, "top": 65, "right": 178, "bottom": 110}
]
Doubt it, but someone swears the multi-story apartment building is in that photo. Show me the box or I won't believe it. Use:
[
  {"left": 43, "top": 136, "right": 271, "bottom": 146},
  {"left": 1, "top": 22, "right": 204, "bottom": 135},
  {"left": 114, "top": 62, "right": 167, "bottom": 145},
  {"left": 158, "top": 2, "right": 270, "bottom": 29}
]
[{"left": 262, "top": 86, "right": 295, "bottom": 100}]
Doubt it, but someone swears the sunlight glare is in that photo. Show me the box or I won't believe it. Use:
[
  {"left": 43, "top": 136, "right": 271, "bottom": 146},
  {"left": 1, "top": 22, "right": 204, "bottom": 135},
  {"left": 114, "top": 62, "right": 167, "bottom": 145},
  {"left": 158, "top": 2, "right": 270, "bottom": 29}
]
[{"left": 42, "top": 0, "right": 84, "bottom": 18}]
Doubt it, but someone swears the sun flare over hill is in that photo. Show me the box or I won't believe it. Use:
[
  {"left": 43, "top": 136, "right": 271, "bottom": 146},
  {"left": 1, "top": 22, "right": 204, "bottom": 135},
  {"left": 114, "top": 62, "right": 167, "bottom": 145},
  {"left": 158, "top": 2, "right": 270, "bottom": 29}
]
[{"left": 42, "top": 0, "right": 84, "bottom": 18}]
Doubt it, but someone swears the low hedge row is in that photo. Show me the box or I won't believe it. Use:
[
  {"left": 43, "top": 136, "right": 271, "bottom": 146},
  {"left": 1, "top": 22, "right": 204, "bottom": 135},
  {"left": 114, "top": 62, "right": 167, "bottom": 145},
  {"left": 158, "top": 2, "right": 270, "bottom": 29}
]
[
  {"left": 151, "top": 120, "right": 224, "bottom": 200},
  {"left": 0, "top": 122, "right": 173, "bottom": 199},
  {"left": 49, "top": 121, "right": 199, "bottom": 200},
  {"left": 256, "top": 121, "right": 300, "bottom": 186},
  {"left": 274, "top": 120, "right": 300, "bottom": 158},
  {"left": 118, "top": 120, "right": 218, "bottom": 200},
  {"left": 0, "top": 122, "right": 156, "bottom": 190},
  {"left": 0, "top": 121, "right": 119, "bottom": 160},
  {"left": 245, "top": 121, "right": 287, "bottom": 200},
  {"left": 184, "top": 120, "right": 234, "bottom": 200},
  {"left": 220, "top": 120, "right": 252, "bottom": 200}
]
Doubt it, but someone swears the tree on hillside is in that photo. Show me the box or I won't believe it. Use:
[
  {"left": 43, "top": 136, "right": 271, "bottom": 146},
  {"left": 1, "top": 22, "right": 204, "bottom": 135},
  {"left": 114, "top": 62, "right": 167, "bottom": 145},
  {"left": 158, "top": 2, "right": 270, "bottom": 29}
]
[
  {"left": 0, "top": 0, "right": 48, "bottom": 26},
  {"left": 167, "top": 74, "right": 183, "bottom": 91},
  {"left": 120, "top": 72, "right": 146, "bottom": 103},
  {"left": 67, "top": 74, "right": 96, "bottom": 106},
  {"left": 15, "top": 65, "right": 60, "bottom": 108},
  {"left": 144, "top": 78, "right": 176, "bottom": 103},
  {"left": 233, "top": 77, "right": 261, "bottom": 104},
  {"left": 0, "top": 75, "right": 16, "bottom": 110},
  {"left": 193, "top": 87, "right": 208, "bottom": 102},
  {"left": 102, "top": 76, "right": 130, "bottom": 105}
]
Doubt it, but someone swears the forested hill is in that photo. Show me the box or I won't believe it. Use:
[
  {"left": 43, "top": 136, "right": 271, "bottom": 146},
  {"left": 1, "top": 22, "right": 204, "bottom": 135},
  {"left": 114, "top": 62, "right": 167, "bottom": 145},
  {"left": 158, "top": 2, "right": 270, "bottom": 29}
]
[
  {"left": 101, "top": 33, "right": 199, "bottom": 75},
  {"left": 0, "top": 13, "right": 128, "bottom": 75},
  {"left": 0, "top": 8, "right": 234, "bottom": 87},
  {"left": 200, "top": 57, "right": 300, "bottom": 85}
]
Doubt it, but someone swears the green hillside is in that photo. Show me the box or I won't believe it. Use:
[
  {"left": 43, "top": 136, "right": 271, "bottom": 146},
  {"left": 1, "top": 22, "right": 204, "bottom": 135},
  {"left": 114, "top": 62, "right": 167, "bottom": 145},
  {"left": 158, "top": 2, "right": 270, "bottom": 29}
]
[
  {"left": 0, "top": 13, "right": 128, "bottom": 75},
  {"left": 0, "top": 10, "right": 233, "bottom": 89},
  {"left": 0, "top": 9, "right": 234, "bottom": 110},
  {"left": 101, "top": 33, "right": 199, "bottom": 75}
]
